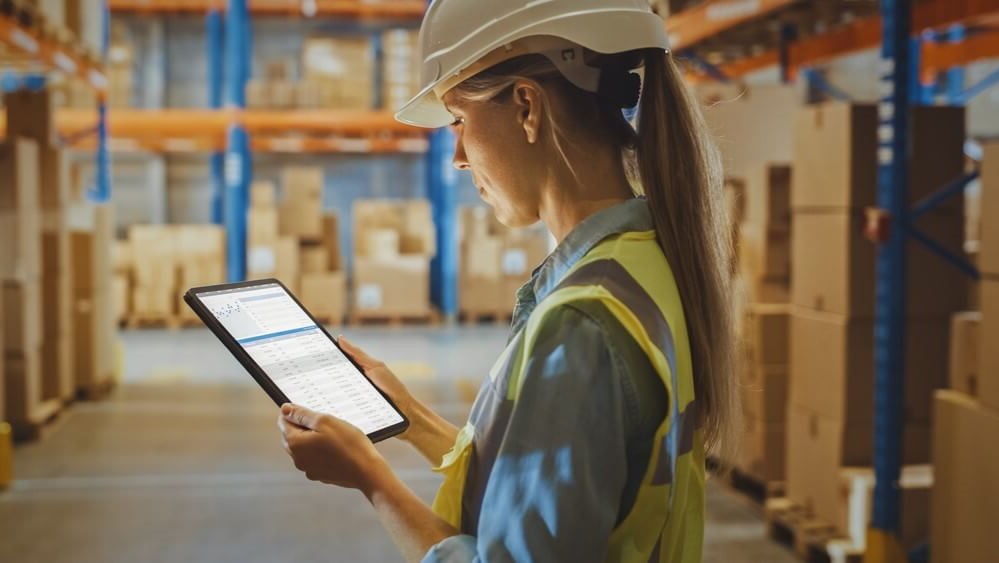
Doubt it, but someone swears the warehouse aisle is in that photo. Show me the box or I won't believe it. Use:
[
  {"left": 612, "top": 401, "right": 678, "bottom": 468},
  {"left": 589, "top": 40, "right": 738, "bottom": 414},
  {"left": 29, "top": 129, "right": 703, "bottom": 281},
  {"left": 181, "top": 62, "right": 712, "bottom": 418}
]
[{"left": 0, "top": 328, "right": 796, "bottom": 563}]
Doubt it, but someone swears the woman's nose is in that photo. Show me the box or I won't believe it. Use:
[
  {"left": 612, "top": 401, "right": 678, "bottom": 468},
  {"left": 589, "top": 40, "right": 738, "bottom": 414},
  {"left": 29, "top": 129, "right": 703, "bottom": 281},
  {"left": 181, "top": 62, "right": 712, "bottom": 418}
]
[{"left": 452, "top": 136, "right": 470, "bottom": 171}]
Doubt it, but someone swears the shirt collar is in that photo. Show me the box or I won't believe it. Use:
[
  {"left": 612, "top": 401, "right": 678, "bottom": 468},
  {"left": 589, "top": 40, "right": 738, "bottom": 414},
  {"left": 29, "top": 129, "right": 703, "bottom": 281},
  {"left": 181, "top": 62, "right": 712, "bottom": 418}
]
[{"left": 532, "top": 197, "right": 654, "bottom": 303}]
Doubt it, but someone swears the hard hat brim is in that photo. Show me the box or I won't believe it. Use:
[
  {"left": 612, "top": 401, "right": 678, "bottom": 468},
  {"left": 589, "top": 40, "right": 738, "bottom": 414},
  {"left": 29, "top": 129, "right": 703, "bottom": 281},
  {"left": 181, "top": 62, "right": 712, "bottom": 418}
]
[{"left": 394, "top": 85, "right": 455, "bottom": 129}]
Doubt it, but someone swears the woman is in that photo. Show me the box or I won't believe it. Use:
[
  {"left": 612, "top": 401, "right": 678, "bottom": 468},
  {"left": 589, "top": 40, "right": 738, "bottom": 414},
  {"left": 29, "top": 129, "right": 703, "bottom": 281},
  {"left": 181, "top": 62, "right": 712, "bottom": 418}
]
[{"left": 277, "top": 0, "right": 737, "bottom": 561}]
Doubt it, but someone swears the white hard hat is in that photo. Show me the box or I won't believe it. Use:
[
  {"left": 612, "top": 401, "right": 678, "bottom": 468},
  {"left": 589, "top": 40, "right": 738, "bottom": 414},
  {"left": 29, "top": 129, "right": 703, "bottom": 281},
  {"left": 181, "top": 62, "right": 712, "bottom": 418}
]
[{"left": 394, "top": 0, "right": 670, "bottom": 128}]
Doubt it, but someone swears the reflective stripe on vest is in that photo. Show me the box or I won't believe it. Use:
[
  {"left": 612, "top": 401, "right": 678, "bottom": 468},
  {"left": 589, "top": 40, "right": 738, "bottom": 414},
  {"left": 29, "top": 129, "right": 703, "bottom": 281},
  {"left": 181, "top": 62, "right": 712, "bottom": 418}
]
[{"left": 430, "top": 231, "right": 705, "bottom": 563}]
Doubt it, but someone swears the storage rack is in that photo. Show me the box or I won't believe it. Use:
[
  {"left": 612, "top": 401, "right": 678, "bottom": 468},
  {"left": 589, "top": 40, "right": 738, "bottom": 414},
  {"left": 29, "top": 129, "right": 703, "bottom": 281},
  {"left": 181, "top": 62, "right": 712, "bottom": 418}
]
[
  {"left": 0, "top": 1, "right": 111, "bottom": 202},
  {"left": 674, "top": 1, "right": 999, "bottom": 561},
  {"left": 103, "top": 0, "right": 462, "bottom": 315}
]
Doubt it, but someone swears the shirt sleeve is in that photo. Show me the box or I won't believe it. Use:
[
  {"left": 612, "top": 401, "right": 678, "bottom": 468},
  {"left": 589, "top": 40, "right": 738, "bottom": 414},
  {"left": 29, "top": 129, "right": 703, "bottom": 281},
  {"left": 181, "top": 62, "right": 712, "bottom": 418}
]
[{"left": 422, "top": 304, "right": 632, "bottom": 563}]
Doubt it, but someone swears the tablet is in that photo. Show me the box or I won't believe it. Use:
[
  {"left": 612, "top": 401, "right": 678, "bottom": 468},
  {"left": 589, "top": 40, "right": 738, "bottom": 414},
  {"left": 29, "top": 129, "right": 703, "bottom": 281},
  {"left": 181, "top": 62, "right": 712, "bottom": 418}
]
[{"left": 184, "top": 279, "right": 408, "bottom": 442}]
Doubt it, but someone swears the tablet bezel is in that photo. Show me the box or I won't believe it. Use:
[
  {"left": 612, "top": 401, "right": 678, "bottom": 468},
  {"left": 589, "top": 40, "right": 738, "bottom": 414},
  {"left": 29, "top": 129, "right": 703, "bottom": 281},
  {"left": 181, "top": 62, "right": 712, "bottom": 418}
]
[{"left": 184, "top": 278, "right": 409, "bottom": 443}]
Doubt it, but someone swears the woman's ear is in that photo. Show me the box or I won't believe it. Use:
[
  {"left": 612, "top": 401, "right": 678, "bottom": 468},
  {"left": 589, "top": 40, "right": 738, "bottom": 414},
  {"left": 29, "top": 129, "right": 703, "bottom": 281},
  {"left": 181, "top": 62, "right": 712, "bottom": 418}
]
[{"left": 512, "top": 81, "right": 542, "bottom": 145}]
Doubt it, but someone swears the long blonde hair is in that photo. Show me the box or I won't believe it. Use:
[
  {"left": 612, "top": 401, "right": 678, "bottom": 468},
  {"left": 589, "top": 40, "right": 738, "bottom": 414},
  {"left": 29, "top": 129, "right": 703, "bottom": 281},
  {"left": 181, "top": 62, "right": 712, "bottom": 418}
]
[{"left": 451, "top": 49, "right": 738, "bottom": 456}]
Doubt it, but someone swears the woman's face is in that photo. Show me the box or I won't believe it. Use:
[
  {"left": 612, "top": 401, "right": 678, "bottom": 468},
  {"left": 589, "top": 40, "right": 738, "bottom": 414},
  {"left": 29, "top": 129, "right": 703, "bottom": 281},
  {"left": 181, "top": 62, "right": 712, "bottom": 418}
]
[{"left": 443, "top": 86, "right": 545, "bottom": 228}]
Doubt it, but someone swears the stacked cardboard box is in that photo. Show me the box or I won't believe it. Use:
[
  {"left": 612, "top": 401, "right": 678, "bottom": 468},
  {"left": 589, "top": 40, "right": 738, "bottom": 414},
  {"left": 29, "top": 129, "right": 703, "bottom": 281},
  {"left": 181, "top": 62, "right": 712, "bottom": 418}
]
[
  {"left": 120, "top": 225, "right": 226, "bottom": 323},
  {"left": 299, "top": 214, "right": 347, "bottom": 324},
  {"left": 107, "top": 22, "right": 133, "bottom": 109},
  {"left": 458, "top": 206, "right": 550, "bottom": 319},
  {"left": 69, "top": 203, "right": 115, "bottom": 397},
  {"left": 5, "top": 90, "right": 75, "bottom": 404},
  {"left": 728, "top": 162, "right": 792, "bottom": 483},
  {"left": 1, "top": 138, "right": 44, "bottom": 431},
  {"left": 382, "top": 29, "right": 420, "bottom": 112},
  {"left": 352, "top": 199, "right": 436, "bottom": 319},
  {"left": 930, "top": 142, "right": 999, "bottom": 563},
  {"left": 787, "top": 103, "right": 967, "bottom": 545},
  {"left": 302, "top": 36, "right": 374, "bottom": 111}
]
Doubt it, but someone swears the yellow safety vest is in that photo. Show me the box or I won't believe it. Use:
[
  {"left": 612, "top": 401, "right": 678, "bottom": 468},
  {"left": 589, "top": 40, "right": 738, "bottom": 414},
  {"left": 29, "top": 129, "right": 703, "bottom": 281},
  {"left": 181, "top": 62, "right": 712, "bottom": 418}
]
[{"left": 432, "top": 229, "right": 705, "bottom": 563}]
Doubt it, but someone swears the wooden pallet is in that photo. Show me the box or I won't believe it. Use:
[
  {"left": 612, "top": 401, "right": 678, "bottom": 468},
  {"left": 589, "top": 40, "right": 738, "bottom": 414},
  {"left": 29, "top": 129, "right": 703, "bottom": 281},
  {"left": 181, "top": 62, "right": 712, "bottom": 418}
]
[
  {"left": 125, "top": 314, "right": 181, "bottom": 330},
  {"left": 348, "top": 311, "right": 440, "bottom": 327},
  {"left": 77, "top": 377, "right": 116, "bottom": 402},
  {"left": 459, "top": 311, "right": 513, "bottom": 326},
  {"left": 721, "top": 467, "right": 786, "bottom": 507},
  {"left": 10, "top": 398, "right": 65, "bottom": 443},
  {"left": 765, "top": 498, "right": 858, "bottom": 563}
]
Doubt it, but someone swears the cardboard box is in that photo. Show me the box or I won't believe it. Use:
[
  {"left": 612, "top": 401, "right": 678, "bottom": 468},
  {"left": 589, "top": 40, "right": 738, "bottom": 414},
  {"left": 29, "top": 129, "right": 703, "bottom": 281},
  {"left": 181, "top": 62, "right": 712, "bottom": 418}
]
[
  {"left": 249, "top": 207, "right": 280, "bottom": 247},
  {"left": 40, "top": 331, "right": 73, "bottom": 402},
  {"left": 39, "top": 146, "right": 70, "bottom": 210},
  {"left": 111, "top": 239, "right": 133, "bottom": 274},
  {"left": 791, "top": 104, "right": 965, "bottom": 211},
  {"left": 3, "top": 90, "right": 55, "bottom": 144},
  {"left": 502, "top": 232, "right": 550, "bottom": 279},
  {"left": 73, "top": 211, "right": 116, "bottom": 293},
  {"left": 739, "top": 225, "right": 790, "bottom": 280},
  {"left": 282, "top": 166, "right": 324, "bottom": 202},
  {"left": 279, "top": 199, "right": 323, "bottom": 241},
  {"left": 786, "top": 405, "right": 930, "bottom": 522},
  {"left": 275, "top": 237, "right": 300, "bottom": 292},
  {"left": 982, "top": 143, "right": 999, "bottom": 276},
  {"left": 300, "top": 272, "right": 347, "bottom": 322},
  {"left": 949, "top": 311, "right": 980, "bottom": 398},
  {"left": 741, "top": 364, "right": 789, "bottom": 423},
  {"left": 2, "top": 280, "right": 41, "bottom": 354},
  {"left": 354, "top": 199, "right": 436, "bottom": 258},
  {"left": 736, "top": 416, "right": 785, "bottom": 482},
  {"left": 363, "top": 229, "right": 401, "bottom": 261},
  {"left": 464, "top": 236, "right": 504, "bottom": 280},
  {"left": 930, "top": 390, "right": 999, "bottom": 563},
  {"left": 460, "top": 275, "right": 509, "bottom": 316},
  {"left": 791, "top": 103, "right": 877, "bottom": 210},
  {"left": 300, "top": 244, "right": 329, "bottom": 274},
  {"left": 322, "top": 214, "right": 342, "bottom": 271},
  {"left": 251, "top": 180, "right": 277, "bottom": 208},
  {"left": 131, "top": 284, "right": 174, "bottom": 317},
  {"left": 270, "top": 80, "right": 297, "bottom": 109},
  {"left": 0, "top": 139, "right": 41, "bottom": 281},
  {"left": 791, "top": 210, "right": 966, "bottom": 317},
  {"left": 354, "top": 256, "right": 431, "bottom": 317},
  {"left": 302, "top": 37, "right": 374, "bottom": 111},
  {"left": 73, "top": 290, "right": 113, "bottom": 390},
  {"left": 113, "top": 273, "right": 130, "bottom": 324},
  {"left": 744, "top": 163, "right": 791, "bottom": 229},
  {"left": 739, "top": 275, "right": 790, "bottom": 305},
  {"left": 978, "top": 279, "right": 999, "bottom": 410},
  {"left": 742, "top": 303, "right": 790, "bottom": 366},
  {"left": 4, "top": 347, "right": 42, "bottom": 424},
  {"left": 790, "top": 308, "right": 950, "bottom": 425}
]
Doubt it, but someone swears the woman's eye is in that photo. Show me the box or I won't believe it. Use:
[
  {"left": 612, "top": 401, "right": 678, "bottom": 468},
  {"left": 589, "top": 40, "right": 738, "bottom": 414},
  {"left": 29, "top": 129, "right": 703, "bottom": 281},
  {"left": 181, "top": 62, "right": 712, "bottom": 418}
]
[{"left": 450, "top": 118, "right": 464, "bottom": 129}]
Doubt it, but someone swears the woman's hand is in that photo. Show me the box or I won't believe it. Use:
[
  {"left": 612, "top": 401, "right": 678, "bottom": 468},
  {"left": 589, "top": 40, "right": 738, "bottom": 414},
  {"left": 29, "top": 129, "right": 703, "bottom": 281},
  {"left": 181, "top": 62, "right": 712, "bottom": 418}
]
[
  {"left": 338, "top": 336, "right": 418, "bottom": 435},
  {"left": 277, "top": 403, "right": 389, "bottom": 492},
  {"left": 338, "top": 336, "right": 460, "bottom": 466}
]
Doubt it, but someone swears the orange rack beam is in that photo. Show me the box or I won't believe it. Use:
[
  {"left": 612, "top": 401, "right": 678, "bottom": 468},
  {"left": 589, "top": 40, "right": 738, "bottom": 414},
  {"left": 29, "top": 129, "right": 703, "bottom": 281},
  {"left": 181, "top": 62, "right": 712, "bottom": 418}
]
[
  {"left": 667, "top": 0, "right": 798, "bottom": 51},
  {"left": 0, "top": 15, "right": 106, "bottom": 92},
  {"left": 109, "top": 0, "right": 426, "bottom": 18},
  {"left": 922, "top": 29, "right": 999, "bottom": 77},
  {"left": 690, "top": 0, "right": 999, "bottom": 80},
  {"left": 0, "top": 109, "right": 427, "bottom": 154}
]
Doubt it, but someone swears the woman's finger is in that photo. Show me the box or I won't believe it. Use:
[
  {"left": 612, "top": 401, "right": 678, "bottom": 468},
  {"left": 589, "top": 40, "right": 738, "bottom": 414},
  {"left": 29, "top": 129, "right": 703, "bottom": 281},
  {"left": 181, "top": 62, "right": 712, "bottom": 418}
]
[
  {"left": 281, "top": 403, "right": 323, "bottom": 430},
  {"left": 338, "top": 336, "right": 382, "bottom": 369}
]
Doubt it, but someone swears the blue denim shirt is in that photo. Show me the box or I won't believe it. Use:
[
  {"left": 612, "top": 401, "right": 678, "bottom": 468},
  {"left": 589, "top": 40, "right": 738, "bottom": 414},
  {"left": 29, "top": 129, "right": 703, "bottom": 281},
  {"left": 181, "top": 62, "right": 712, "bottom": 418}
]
[{"left": 422, "top": 199, "right": 668, "bottom": 563}]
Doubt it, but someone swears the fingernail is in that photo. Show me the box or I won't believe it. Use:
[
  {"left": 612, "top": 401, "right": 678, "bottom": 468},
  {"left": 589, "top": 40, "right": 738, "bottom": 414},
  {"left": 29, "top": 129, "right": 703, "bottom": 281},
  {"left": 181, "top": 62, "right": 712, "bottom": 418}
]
[{"left": 281, "top": 404, "right": 292, "bottom": 415}]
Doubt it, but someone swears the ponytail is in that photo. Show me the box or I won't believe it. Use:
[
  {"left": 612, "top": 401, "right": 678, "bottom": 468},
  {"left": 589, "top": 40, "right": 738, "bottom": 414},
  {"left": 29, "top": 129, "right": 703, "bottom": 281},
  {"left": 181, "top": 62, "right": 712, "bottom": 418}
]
[{"left": 637, "top": 51, "right": 738, "bottom": 456}]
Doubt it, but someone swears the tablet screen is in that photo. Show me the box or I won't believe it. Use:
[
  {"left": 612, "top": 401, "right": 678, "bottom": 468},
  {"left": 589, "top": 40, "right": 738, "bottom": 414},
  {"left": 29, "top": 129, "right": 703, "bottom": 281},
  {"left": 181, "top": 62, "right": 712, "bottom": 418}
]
[{"left": 194, "top": 283, "right": 404, "bottom": 435}]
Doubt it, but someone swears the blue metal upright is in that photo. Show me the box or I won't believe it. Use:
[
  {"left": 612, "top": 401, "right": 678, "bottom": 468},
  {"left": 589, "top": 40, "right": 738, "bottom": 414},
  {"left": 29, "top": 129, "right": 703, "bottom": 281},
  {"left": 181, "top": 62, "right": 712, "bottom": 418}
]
[
  {"left": 427, "top": 128, "right": 459, "bottom": 319},
  {"left": 224, "top": 0, "right": 252, "bottom": 281},
  {"left": 944, "top": 26, "right": 966, "bottom": 104},
  {"left": 868, "top": 0, "right": 913, "bottom": 560},
  {"left": 90, "top": 0, "right": 112, "bottom": 203},
  {"left": 207, "top": 8, "right": 225, "bottom": 225}
]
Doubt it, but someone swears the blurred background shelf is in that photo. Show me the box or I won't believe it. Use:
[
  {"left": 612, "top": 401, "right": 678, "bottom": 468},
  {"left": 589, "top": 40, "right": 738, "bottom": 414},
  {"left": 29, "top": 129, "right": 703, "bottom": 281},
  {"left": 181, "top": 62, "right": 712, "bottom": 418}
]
[
  {"left": 0, "top": 13, "right": 106, "bottom": 91},
  {"left": 109, "top": 0, "right": 427, "bottom": 19}
]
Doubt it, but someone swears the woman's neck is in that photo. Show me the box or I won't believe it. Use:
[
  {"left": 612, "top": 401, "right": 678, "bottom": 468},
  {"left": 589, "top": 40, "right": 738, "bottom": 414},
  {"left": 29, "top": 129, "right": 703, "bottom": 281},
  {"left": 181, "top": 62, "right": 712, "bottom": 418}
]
[{"left": 538, "top": 146, "right": 635, "bottom": 243}]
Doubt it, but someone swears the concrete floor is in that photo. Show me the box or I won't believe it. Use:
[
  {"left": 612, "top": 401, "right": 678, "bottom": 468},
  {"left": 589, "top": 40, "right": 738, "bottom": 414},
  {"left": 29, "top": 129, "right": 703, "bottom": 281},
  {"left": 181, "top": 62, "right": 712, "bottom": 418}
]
[{"left": 0, "top": 326, "right": 797, "bottom": 563}]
